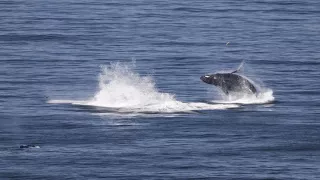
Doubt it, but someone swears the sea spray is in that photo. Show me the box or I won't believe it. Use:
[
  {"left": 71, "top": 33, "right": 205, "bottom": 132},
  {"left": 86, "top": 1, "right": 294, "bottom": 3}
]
[
  {"left": 49, "top": 62, "right": 239, "bottom": 113},
  {"left": 87, "top": 62, "right": 177, "bottom": 108},
  {"left": 212, "top": 85, "right": 275, "bottom": 105}
]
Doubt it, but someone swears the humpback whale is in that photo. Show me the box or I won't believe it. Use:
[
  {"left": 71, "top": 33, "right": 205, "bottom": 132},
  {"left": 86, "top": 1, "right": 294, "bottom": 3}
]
[{"left": 200, "top": 62, "right": 257, "bottom": 95}]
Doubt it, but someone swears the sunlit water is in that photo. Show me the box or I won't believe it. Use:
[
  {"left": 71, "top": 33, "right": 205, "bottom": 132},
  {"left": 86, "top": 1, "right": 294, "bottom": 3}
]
[{"left": 1, "top": 1, "right": 319, "bottom": 179}]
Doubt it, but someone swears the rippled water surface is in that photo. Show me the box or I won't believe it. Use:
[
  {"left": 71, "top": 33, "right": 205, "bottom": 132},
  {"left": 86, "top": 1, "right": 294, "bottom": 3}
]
[{"left": 1, "top": 0, "right": 320, "bottom": 179}]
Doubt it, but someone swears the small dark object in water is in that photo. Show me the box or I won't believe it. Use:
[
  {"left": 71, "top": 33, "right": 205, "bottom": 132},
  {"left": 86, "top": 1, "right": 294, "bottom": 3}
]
[{"left": 20, "top": 145, "right": 40, "bottom": 149}]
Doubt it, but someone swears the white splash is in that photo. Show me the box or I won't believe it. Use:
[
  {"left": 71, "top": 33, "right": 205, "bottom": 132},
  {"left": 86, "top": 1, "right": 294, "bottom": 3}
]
[
  {"left": 49, "top": 62, "right": 238, "bottom": 113},
  {"left": 212, "top": 86, "right": 275, "bottom": 105}
]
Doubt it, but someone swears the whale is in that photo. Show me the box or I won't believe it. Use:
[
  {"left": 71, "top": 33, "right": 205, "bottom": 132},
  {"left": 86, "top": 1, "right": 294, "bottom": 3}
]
[{"left": 200, "top": 63, "right": 257, "bottom": 95}]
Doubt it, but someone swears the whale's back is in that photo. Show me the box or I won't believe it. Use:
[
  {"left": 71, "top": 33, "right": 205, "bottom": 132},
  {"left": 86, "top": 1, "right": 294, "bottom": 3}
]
[{"left": 216, "top": 73, "right": 257, "bottom": 94}]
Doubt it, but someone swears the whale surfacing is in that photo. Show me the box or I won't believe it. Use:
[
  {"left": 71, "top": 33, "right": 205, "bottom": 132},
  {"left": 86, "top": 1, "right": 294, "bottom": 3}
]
[{"left": 200, "top": 63, "right": 257, "bottom": 95}]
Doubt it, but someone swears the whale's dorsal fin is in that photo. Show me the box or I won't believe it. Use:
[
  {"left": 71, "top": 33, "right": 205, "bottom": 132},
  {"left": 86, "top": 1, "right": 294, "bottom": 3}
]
[{"left": 231, "top": 61, "right": 245, "bottom": 74}]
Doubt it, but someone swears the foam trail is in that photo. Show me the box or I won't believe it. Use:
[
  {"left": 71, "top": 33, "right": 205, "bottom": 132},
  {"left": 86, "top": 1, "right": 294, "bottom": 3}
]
[
  {"left": 49, "top": 62, "right": 238, "bottom": 113},
  {"left": 48, "top": 99, "right": 86, "bottom": 104}
]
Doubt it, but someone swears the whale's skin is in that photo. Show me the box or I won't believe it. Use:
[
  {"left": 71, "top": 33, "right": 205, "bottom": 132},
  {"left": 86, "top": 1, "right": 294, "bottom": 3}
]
[{"left": 200, "top": 73, "right": 257, "bottom": 95}]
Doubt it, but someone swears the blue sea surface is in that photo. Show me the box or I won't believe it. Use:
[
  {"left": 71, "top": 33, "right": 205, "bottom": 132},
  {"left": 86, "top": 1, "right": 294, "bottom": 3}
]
[{"left": 1, "top": 0, "right": 320, "bottom": 179}]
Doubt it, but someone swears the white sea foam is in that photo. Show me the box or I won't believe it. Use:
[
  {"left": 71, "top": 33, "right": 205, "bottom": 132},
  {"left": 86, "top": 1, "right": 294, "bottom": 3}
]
[
  {"left": 48, "top": 62, "right": 238, "bottom": 113},
  {"left": 212, "top": 86, "right": 275, "bottom": 105}
]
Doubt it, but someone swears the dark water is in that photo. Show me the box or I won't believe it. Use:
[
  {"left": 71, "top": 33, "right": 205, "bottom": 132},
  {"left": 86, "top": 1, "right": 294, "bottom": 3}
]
[{"left": 1, "top": 0, "right": 320, "bottom": 179}]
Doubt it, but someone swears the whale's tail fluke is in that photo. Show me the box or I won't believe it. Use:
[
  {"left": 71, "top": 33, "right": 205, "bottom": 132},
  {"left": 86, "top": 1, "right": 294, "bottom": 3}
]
[{"left": 231, "top": 61, "right": 245, "bottom": 74}]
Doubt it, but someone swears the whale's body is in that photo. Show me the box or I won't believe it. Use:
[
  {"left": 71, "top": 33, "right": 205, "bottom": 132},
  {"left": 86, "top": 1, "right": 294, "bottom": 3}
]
[{"left": 200, "top": 71, "right": 257, "bottom": 95}]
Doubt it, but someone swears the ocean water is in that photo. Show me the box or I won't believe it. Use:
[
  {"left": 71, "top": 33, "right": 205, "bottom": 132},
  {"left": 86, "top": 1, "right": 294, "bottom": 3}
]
[{"left": 1, "top": 0, "right": 320, "bottom": 179}]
